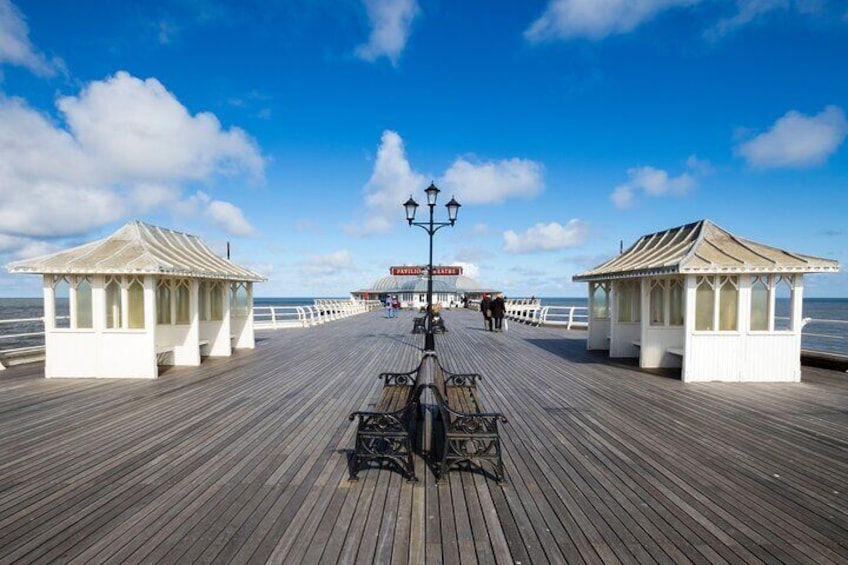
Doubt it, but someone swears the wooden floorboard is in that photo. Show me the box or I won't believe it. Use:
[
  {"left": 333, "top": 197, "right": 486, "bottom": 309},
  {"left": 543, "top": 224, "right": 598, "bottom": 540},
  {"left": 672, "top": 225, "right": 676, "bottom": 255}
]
[{"left": 1, "top": 309, "right": 847, "bottom": 564}]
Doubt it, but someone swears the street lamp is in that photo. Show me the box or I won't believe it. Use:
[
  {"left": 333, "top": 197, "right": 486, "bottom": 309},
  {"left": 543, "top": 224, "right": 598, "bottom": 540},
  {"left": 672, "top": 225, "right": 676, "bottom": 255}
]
[{"left": 404, "top": 182, "right": 461, "bottom": 351}]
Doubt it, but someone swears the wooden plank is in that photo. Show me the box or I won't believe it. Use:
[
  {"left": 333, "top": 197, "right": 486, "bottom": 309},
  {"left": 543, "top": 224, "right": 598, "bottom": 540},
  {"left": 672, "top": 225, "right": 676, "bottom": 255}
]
[{"left": 0, "top": 308, "right": 846, "bottom": 564}]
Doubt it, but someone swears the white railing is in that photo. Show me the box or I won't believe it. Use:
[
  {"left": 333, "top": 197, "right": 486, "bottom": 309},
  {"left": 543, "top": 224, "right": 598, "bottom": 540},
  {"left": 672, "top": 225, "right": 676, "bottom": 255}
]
[
  {"left": 503, "top": 300, "right": 589, "bottom": 329},
  {"left": 537, "top": 306, "right": 589, "bottom": 329},
  {"left": 504, "top": 298, "right": 542, "bottom": 325},
  {"left": 0, "top": 316, "right": 68, "bottom": 368},
  {"left": 253, "top": 299, "right": 370, "bottom": 330},
  {"left": 1, "top": 307, "right": 845, "bottom": 364}
]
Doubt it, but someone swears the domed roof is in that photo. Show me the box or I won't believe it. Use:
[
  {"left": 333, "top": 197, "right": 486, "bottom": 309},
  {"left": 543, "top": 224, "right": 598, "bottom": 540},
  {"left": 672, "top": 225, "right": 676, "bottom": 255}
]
[{"left": 356, "top": 271, "right": 496, "bottom": 295}]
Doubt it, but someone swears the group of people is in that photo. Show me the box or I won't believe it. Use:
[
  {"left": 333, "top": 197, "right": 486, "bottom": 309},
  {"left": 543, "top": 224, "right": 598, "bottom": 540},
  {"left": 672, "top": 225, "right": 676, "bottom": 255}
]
[
  {"left": 384, "top": 295, "right": 401, "bottom": 318},
  {"left": 480, "top": 293, "right": 506, "bottom": 332}
]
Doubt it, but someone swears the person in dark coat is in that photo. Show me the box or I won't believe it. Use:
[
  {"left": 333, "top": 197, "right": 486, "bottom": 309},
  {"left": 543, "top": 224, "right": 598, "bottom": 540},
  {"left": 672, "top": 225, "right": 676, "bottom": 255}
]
[
  {"left": 480, "top": 293, "right": 493, "bottom": 331},
  {"left": 491, "top": 293, "right": 506, "bottom": 332}
]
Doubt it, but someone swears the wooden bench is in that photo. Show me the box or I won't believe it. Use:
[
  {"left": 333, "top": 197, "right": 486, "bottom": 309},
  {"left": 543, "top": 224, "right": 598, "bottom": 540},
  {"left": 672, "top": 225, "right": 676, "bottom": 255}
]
[
  {"left": 429, "top": 362, "right": 507, "bottom": 483},
  {"left": 348, "top": 357, "right": 426, "bottom": 482}
]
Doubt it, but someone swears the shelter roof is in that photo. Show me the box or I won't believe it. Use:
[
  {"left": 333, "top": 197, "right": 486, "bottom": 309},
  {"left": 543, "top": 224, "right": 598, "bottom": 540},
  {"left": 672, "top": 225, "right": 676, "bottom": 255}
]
[
  {"left": 8, "top": 221, "right": 266, "bottom": 282},
  {"left": 573, "top": 220, "right": 840, "bottom": 282}
]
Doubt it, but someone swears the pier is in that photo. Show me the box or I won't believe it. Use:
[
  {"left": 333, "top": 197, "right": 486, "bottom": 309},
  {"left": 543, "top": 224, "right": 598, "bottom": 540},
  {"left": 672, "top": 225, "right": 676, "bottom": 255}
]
[{"left": 1, "top": 309, "right": 847, "bottom": 563}]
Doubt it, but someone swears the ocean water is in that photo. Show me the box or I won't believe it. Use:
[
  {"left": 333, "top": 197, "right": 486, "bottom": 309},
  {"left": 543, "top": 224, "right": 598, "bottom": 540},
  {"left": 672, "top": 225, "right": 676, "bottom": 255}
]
[{"left": 1, "top": 297, "right": 846, "bottom": 356}]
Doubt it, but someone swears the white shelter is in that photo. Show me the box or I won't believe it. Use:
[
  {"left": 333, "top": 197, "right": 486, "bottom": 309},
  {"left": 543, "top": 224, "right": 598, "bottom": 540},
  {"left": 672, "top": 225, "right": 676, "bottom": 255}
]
[
  {"left": 572, "top": 220, "right": 839, "bottom": 383},
  {"left": 9, "top": 221, "right": 265, "bottom": 379}
]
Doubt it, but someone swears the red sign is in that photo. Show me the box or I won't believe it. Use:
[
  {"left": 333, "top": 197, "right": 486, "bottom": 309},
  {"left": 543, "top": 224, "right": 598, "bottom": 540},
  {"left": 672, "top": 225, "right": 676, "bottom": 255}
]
[{"left": 390, "top": 266, "right": 463, "bottom": 276}]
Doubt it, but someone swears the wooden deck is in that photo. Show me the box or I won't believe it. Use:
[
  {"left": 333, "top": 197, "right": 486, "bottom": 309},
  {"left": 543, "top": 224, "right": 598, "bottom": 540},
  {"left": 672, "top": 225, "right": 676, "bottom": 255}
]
[{"left": 1, "top": 309, "right": 847, "bottom": 564}]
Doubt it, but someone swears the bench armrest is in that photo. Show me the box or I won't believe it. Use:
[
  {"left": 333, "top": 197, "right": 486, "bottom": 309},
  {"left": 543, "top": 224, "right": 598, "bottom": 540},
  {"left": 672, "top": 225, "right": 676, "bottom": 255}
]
[
  {"left": 378, "top": 367, "right": 419, "bottom": 386},
  {"left": 425, "top": 384, "right": 507, "bottom": 424},
  {"left": 349, "top": 404, "right": 416, "bottom": 434},
  {"left": 443, "top": 371, "right": 481, "bottom": 387}
]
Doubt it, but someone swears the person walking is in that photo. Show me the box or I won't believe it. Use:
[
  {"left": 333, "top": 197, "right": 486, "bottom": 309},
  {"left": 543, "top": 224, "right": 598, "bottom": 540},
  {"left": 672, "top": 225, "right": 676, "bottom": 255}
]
[
  {"left": 491, "top": 293, "right": 506, "bottom": 332},
  {"left": 385, "top": 295, "right": 394, "bottom": 318},
  {"left": 480, "top": 293, "right": 493, "bottom": 331},
  {"left": 392, "top": 295, "right": 401, "bottom": 316}
]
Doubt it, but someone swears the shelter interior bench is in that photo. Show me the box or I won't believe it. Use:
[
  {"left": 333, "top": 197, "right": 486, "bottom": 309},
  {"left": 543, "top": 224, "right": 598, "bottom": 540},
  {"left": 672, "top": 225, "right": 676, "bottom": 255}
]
[
  {"left": 348, "top": 359, "right": 425, "bottom": 482},
  {"left": 632, "top": 340, "right": 684, "bottom": 359},
  {"left": 430, "top": 363, "right": 507, "bottom": 483}
]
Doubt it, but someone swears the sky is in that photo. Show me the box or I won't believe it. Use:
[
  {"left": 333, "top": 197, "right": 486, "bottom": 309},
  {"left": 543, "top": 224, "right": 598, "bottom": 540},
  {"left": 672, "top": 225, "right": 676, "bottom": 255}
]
[{"left": 0, "top": 0, "right": 846, "bottom": 298}]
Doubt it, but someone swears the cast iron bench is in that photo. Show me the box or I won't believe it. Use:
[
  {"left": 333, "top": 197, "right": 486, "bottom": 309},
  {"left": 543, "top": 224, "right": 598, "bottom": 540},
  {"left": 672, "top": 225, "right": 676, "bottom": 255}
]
[
  {"left": 348, "top": 358, "right": 426, "bottom": 482},
  {"left": 412, "top": 316, "right": 447, "bottom": 334},
  {"left": 429, "top": 363, "right": 507, "bottom": 483}
]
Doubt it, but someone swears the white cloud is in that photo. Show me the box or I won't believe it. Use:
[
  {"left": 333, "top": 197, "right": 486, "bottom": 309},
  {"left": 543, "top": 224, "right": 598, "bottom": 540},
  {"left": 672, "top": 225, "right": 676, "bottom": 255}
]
[
  {"left": 351, "top": 132, "right": 545, "bottom": 235},
  {"left": 473, "top": 223, "right": 490, "bottom": 235},
  {"left": 350, "top": 130, "right": 426, "bottom": 235},
  {"left": 0, "top": 71, "right": 264, "bottom": 242},
  {"left": 503, "top": 220, "right": 589, "bottom": 254},
  {"left": 707, "top": 0, "right": 788, "bottom": 38},
  {"left": 59, "top": 71, "right": 264, "bottom": 183},
  {"left": 610, "top": 185, "right": 635, "bottom": 208},
  {"left": 205, "top": 200, "right": 255, "bottom": 237},
  {"left": 526, "top": 0, "right": 830, "bottom": 42},
  {"left": 0, "top": 0, "right": 63, "bottom": 76},
  {"left": 610, "top": 165, "right": 696, "bottom": 209},
  {"left": 302, "top": 250, "right": 355, "bottom": 276},
  {"left": 685, "top": 154, "right": 714, "bottom": 175},
  {"left": 355, "top": 0, "right": 419, "bottom": 65},
  {"left": 525, "top": 0, "right": 700, "bottom": 41},
  {"left": 453, "top": 261, "right": 480, "bottom": 280},
  {"left": 440, "top": 157, "right": 545, "bottom": 205},
  {"left": 736, "top": 105, "right": 847, "bottom": 168}
]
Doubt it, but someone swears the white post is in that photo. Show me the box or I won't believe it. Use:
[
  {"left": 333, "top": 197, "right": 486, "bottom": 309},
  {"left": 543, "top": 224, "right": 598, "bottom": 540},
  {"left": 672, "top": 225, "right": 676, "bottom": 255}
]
[{"left": 144, "top": 276, "right": 158, "bottom": 378}]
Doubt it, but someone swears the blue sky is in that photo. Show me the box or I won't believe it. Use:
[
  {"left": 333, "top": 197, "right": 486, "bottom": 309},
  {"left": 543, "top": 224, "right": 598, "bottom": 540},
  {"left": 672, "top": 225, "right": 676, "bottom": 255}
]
[{"left": 0, "top": 0, "right": 846, "bottom": 298}]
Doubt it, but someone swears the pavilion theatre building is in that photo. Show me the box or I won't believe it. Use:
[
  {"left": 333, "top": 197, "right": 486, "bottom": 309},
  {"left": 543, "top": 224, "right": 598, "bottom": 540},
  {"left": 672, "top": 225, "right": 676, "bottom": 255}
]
[{"left": 351, "top": 266, "right": 499, "bottom": 310}]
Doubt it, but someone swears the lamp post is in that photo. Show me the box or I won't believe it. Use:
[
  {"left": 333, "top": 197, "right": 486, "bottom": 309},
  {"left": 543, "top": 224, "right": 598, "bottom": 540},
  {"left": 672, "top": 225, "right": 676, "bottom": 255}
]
[{"left": 404, "top": 182, "right": 461, "bottom": 352}]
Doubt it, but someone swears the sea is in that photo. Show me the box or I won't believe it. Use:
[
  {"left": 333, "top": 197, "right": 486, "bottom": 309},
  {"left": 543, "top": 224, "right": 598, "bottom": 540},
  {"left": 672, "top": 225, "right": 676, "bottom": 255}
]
[{"left": 1, "top": 297, "right": 846, "bottom": 356}]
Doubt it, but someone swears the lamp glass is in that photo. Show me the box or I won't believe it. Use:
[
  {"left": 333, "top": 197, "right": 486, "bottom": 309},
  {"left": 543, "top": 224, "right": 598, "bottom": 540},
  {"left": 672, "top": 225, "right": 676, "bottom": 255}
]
[
  {"left": 445, "top": 197, "right": 461, "bottom": 223},
  {"left": 425, "top": 183, "right": 440, "bottom": 206},
  {"left": 404, "top": 197, "right": 419, "bottom": 222}
]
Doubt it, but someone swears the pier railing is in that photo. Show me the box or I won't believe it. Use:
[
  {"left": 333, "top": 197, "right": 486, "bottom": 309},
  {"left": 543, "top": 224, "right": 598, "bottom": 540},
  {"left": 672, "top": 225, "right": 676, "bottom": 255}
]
[
  {"left": 503, "top": 299, "right": 589, "bottom": 329},
  {"left": 253, "top": 299, "right": 370, "bottom": 330},
  {"left": 2, "top": 307, "right": 846, "bottom": 366}
]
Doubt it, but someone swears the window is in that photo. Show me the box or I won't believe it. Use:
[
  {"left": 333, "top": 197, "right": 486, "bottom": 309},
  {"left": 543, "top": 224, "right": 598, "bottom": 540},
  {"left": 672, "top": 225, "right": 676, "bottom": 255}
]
[
  {"left": 53, "top": 276, "right": 70, "bottom": 329},
  {"left": 199, "top": 281, "right": 210, "bottom": 321},
  {"left": 695, "top": 276, "right": 714, "bottom": 331},
  {"left": 231, "top": 283, "right": 250, "bottom": 317},
  {"left": 718, "top": 276, "right": 738, "bottom": 331},
  {"left": 649, "top": 280, "right": 665, "bottom": 326},
  {"left": 175, "top": 279, "right": 190, "bottom": 324},
  {"left": 616, "top": 281, "right": 640, "bottom": 323},
  {"left": 750, "top": 276, "right": 768, "bottom": 331},
  {"left": 210, "top": 282, "right": 224, "bottom": 321},
  {"left": 157, "top": 280, "right": 172, "bottom": 325},
  {"left": 591, "top": 282, "right": 609, "bottom": 319},
  {"left": 105, "top": 277, "right": 122, "bottom": 329},
  {"left": 774, "top": 275, "right": 793, "bottom": 331},
  {"left": 669, "top": 279, "right": 684, "bottom": 326},
  {"left": 75, "top": 277, "right": 93, "bottom": 329},
  {"left": 127, "top": 277, "right": 145, "bottom": 329}
]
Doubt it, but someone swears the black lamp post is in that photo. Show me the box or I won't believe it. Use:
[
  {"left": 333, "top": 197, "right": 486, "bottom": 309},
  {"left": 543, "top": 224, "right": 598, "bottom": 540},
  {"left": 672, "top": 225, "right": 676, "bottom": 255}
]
[{"left": 404, "top": 182, "right": 461, "bottom": 351}]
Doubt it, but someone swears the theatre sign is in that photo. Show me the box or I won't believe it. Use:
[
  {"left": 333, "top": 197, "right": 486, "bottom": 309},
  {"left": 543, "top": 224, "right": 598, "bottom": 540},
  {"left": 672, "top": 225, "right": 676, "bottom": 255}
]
[{"left": 390, "top": 266, "right": 463, "bottom": 276}]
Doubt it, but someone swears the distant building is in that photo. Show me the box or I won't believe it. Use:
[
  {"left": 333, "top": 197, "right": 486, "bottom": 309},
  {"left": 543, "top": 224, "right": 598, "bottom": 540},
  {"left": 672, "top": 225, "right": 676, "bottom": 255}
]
[
  {"left": 573, "top": 220, "right": 839, "bottom": 383},
  {"left": 8, "top": 221, "right": 266, "bottom": 379},
  {"left": 351, "top": 266, "right": 500, "bottom": 310}
]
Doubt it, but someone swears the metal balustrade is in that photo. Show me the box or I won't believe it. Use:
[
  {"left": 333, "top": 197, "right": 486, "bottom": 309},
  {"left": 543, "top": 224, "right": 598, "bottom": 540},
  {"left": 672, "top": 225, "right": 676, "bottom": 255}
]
[{"left": 1, "top": 305, "right": 846, "bottom": 367}]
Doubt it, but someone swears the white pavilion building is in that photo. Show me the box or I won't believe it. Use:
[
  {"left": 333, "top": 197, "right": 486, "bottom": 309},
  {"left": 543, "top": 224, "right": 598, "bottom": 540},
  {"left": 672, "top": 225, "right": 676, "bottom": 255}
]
[
  {"left": 572, "top": 220, "right": 839, "bottom": 383},
  {"left": 8, "top": 221, "right": 265, "bottom": 379}
]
